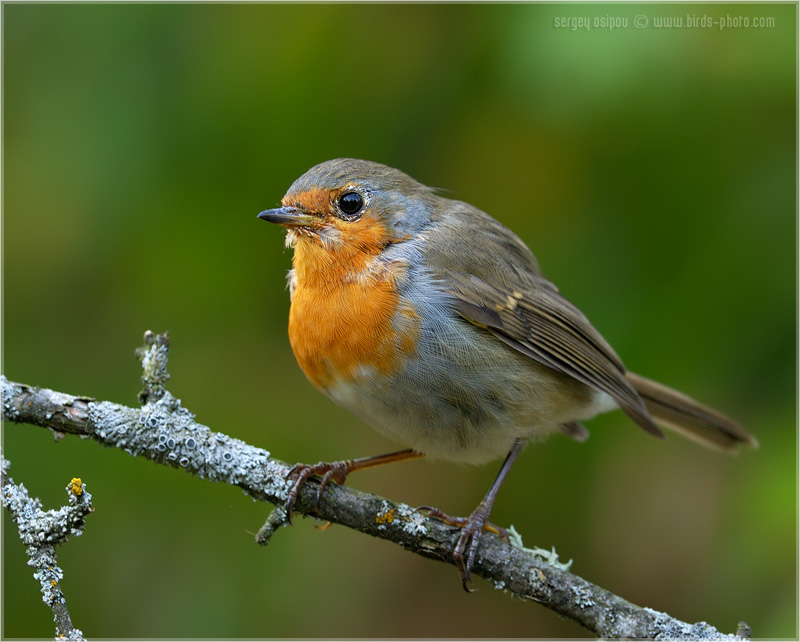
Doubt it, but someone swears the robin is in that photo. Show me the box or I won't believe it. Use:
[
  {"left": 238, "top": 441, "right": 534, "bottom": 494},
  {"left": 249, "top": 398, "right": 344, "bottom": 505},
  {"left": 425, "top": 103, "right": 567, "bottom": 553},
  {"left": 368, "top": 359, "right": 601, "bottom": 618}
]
[{"left": 258, "top": 158, "right": 757, "bottom": 590}]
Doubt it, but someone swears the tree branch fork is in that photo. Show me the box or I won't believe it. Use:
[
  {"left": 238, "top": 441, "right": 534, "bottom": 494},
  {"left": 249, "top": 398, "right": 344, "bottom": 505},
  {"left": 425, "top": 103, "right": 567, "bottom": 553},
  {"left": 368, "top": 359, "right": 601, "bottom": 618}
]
[{"left": 1, "top": 331, "right": 751, "bottom": 640}]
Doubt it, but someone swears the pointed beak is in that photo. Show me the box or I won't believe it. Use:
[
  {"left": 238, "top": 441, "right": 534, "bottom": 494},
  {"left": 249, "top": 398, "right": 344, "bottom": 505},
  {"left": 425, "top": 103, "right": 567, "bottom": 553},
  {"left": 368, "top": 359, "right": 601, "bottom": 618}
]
[{"left": 257, "top": 206, "right": 319, "bottom": 228}]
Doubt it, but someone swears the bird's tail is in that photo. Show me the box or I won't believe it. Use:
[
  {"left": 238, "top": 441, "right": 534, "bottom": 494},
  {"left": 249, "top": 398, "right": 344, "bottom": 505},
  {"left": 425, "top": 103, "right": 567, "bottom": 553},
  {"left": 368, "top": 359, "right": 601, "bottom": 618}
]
[{"left": 625, "top": 372, "right": 758, "bottom": 451}]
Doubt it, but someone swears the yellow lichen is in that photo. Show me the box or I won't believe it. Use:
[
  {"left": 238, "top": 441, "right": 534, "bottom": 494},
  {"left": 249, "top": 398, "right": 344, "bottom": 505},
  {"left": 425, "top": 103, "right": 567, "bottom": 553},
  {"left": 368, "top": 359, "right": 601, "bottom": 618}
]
[
  {"left": 69, "top": 478, "right": 83, "bottom": 496},
  {"left": 376, "top": 509, "right": 395, "bottom": 525}
]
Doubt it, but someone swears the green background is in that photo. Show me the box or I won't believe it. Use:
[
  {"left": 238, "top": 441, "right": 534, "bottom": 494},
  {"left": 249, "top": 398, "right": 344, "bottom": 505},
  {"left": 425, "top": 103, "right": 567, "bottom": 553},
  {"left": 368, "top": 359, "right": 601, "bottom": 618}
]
[{"left": 3, "top": 3, "right": 796, "bottom": 638}]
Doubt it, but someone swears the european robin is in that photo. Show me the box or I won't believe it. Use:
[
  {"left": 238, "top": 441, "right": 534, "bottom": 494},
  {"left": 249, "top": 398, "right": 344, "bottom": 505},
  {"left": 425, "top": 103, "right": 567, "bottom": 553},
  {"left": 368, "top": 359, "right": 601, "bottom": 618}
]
[{"left": 258, "top": 158, "right": 756, "bottom": 590}]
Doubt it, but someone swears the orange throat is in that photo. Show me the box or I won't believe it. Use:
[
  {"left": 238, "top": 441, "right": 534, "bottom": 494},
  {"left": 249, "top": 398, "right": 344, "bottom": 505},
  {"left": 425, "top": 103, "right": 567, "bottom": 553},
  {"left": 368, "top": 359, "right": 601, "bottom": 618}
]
[{"left": 287, "top": 233, "right": 420, "bottom": 391}]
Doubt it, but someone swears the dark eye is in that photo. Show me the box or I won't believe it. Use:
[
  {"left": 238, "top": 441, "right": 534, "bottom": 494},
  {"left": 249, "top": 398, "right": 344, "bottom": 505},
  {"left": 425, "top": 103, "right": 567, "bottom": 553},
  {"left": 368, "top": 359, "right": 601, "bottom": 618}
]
[{"left": 338, "top": 191, "right": 364, "bottom": 218}]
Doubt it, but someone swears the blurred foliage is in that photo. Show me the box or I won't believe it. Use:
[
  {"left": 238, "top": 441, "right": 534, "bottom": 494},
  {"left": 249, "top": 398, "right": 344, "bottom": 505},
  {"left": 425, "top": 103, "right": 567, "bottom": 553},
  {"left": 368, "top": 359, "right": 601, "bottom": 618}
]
[{"left": 2, "top": 3, "right": 796, "bottom": 639}]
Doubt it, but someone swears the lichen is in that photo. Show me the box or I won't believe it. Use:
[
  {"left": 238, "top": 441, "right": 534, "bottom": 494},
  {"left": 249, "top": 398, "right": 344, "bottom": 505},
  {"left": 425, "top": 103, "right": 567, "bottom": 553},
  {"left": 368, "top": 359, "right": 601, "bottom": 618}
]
[
  {"left": 375, "top": 500, "right": 427, "bottom": 535},
  {"left": 1, "top": 376, "right": 21, "bottom": 421},
  {"left": 69, "top": 479, "right": 83, "bottom": 497},
  {"left": 571, "top": 584, "right": 596, "bottom": 609},
  {"left": 644, "top": 606, "right": 741, "bottom": 641},
  {"left": 508, "top": 525, "right": 573, "bottom": 570},
  {"left": 395, "top": 502, "right": 427, "bottom": 536}
]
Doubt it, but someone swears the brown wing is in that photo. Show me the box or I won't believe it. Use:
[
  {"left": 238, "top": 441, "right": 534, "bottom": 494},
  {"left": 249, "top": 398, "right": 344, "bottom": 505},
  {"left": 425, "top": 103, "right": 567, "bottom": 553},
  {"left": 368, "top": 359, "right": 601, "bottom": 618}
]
[{"left": 448, "top": 273, "right": 663, "bottom": 438}]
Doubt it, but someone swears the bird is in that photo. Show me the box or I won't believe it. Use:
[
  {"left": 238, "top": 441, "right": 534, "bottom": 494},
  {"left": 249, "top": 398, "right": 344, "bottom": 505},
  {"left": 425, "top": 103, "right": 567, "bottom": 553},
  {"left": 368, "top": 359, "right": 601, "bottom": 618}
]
[{"left": 257, "top": 158, "right": 757, "bottom": 590}]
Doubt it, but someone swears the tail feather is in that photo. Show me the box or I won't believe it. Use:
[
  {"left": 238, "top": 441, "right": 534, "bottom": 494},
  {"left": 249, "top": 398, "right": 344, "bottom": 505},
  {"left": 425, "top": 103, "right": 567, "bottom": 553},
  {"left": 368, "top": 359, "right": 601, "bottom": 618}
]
[{"left": 625, "top": 372, "right": 758, "bottom": 451}]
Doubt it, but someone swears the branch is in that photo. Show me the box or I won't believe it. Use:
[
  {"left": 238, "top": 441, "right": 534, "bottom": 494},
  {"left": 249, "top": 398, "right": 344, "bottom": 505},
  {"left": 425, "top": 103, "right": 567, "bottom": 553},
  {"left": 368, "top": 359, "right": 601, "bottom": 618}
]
[
  {"left": 1, "top": 332, "right": 751, "bottom": 640},
  {"left": 1, "top": 455, "right": 92, "bottom": 640}
]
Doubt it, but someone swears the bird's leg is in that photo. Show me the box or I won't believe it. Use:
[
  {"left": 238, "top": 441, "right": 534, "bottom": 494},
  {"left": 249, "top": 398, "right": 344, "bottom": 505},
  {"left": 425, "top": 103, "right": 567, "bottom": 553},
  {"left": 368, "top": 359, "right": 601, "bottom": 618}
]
[
  {"left": 424, "top": 439, "right": 524, "bottom": 592},
  {"left": 284, "top": 449, "right": 423, "bottom": 524},
  {"left": 419, "top": 506, "right": 509, "bottom": 540}
]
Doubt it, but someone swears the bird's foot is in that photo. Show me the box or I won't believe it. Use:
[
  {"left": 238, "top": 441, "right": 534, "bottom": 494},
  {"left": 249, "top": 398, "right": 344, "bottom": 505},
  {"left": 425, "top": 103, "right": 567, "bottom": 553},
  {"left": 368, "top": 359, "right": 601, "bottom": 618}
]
[
  {"left": 284, "top": 460, "right": 352, "bottom": 525},
  {"left": 284, "top": 449, "right": 422, "bottom": 525},
  {"left": 419, "top": 504, "right": 508, "bottom": 591}
]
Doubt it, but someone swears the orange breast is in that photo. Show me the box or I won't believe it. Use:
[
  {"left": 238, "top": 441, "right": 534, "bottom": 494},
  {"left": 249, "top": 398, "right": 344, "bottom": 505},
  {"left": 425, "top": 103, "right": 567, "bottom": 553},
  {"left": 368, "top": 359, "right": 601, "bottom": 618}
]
[{"left": 287, "top": 242, "right": 420, "bottom": 391}]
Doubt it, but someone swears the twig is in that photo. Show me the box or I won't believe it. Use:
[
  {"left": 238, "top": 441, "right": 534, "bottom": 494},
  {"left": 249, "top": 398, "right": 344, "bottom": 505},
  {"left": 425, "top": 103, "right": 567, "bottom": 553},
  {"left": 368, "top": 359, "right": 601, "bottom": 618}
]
[
  {"left": 255, "top": 504, "right": 290, "bottom": 545},
  {"left": 1, "top": 455, "right": 92, "bottom": 640},
  {"left": 1, "top": 331, "right": 752, "bottom": 640},
  {"left": 136, "top": 330, "right": 170, "bottom": 405}
]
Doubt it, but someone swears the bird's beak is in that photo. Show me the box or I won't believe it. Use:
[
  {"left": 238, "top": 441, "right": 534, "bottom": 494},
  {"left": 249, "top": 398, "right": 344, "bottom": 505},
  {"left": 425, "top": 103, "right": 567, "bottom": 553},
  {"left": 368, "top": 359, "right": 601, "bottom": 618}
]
[{"left": 257, "top": 207, "right": 319, "bottom": 228}]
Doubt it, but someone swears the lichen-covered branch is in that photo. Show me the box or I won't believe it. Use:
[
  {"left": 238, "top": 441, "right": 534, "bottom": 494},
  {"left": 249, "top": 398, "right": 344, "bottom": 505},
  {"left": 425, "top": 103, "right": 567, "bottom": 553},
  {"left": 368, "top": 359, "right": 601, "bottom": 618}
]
[
  {"left": 1, "top": 332, "right": 750, "bottom": 640},
  {"left": 1, "top": 455, "right": 92, "bottom": 640}
]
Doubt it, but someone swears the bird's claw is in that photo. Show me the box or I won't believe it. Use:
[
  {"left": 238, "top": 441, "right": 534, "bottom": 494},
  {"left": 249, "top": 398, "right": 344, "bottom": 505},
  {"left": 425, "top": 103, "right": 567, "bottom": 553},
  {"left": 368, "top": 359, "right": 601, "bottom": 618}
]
[
  {"left": 282, "top": 450, "right": 421, "bottom": 526},
  {"left": 419, "top": 503, "right": 506, "bottom": 591},
  {"left": 284, "top": 460, "right": 351, "bottom": 525}
]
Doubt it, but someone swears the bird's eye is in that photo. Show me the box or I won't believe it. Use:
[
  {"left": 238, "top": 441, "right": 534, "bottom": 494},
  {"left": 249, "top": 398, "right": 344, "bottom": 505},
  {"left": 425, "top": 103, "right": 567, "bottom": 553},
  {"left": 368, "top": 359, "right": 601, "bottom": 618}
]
[{"left": 337, "top": 191, "right": 364, "bottom": 219}]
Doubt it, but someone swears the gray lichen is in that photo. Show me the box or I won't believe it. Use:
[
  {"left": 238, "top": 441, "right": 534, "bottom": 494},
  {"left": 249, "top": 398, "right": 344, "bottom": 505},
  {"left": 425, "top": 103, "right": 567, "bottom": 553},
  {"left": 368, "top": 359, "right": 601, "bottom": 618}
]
[
  {"left": 508, "top": 524, "right": 573, "bottom": 570},
  {"left": 645, "top": 607, "right": 742, "bottom": 641},
  {"left": 136, "top": 330, "right": 171, "bottom": 404},
  {"left": 2, "top": 375, "right": 21, "bottom": 421}
]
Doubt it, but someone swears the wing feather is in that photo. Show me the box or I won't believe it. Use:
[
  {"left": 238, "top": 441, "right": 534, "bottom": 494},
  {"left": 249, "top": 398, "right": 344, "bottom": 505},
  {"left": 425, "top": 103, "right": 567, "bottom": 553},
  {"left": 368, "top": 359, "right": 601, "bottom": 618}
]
[{"left": 448, "top": 273, "right": 663, "bottom": 437}]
